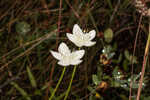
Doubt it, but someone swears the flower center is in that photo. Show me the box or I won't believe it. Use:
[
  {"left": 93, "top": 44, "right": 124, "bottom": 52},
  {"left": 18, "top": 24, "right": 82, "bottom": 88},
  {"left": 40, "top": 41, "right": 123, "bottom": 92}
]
[
  {"left": 61, "top": 53, "right": 76, "bottom": 64},
  {"left": 80, "top": 34, "right": 90, "bottom": 41}
]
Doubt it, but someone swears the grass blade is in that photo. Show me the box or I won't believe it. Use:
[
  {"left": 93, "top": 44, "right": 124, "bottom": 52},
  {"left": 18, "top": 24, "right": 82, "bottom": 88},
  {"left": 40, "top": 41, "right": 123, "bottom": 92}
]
[
  {"left": 11, "top": 82, "right": 31, "bottom": 100},
  {"left": 26, "top": 66, "right": 37, "bottom": 88}
]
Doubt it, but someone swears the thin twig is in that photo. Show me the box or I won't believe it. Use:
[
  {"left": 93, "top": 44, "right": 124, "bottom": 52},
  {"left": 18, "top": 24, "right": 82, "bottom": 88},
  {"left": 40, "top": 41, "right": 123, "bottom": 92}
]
[
  {"left": 0, "top": 0, "right": 17, "bottom": 21},
  {"left": 65, "top": 0, "right": 80, "bottom": 19},
  {"left": 41, "top": 0, "right": 50, "bottom": 15},
  {"left": 129, "top": 15, "right": 143, "bottom": 100},
  {"left": 136, "top": 16, "right": 150, "bottom": 100},
  {"left": 0, "top": 30, "right": 56, "bottom": 72}
]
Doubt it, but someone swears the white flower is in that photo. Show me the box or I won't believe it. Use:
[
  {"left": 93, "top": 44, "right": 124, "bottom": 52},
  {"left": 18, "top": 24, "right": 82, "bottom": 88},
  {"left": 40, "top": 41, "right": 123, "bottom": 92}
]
[
  {"left": 66, "top": 24, "right": 96, "bottom": 47},
  {"left": 50, "top": 42, "right": 85, "bottom": 66}
]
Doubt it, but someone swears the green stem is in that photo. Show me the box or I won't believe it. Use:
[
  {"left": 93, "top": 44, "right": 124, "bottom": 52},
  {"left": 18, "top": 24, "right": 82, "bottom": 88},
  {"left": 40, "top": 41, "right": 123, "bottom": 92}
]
[
  {"left": 64, "top": 65, "right": 77, "bottom": 100},
  {"left": 49, "top": 67, "right": 66, "bottom": 100}
]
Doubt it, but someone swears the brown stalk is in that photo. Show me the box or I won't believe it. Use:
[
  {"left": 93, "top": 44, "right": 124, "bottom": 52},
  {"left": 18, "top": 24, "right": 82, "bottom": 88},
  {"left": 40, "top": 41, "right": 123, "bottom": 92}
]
[
  {"left": 129, "top": 15, "right": 143, "bottom": 100},
  {"left": 136, "top": 17, "right": 150, "bottom": 100}
]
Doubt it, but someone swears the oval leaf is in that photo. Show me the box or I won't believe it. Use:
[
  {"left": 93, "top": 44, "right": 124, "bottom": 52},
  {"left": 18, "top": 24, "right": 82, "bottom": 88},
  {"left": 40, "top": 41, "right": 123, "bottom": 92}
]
[
  {"left": 104, "top": 28, "right": 113, "bottom": 43},
  {"left": 16, "top": 21, "right": 31, "bottom": 35},
  {"left": 124, "top": 50, "right": 130, "bottom": 61},
  {"left": 92, "top": 75, "right": 100, "bottom": 85}
]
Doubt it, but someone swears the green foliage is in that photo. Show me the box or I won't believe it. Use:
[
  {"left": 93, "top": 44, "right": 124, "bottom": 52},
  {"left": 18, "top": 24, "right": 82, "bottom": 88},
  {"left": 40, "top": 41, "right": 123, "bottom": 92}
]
[
  {"left": 124, "top": 50, "right": 130, "bottom": 60},
  {"left": 102, "top": 45, "right": 115, "bottom": 60},
  {"left": 10, "top": 82, "right": 31, "bottom": 100},
  {"left": 87, "top": 86, "right": 97, "bottom": 100},
  {"left": 104, "top": 28, "right": 114, "bottom": 43},
  {"left": 0, "top": 0, "right": 149, "bottom": 99},
  {"left": 92, "top": 74, "right": 101, "bottom": 85},
  {"left": 15, "top": 21, "right": 31, "bottom": 35},
  {"left": 124, "top": 50, "right": 137, "bottom": 64},
  {"left": 91, "top": 27, "right": 146, "bottom": 99},
  {"left": 123, "top": 50, "right": 138, "bottom": 71},
  {"left": 26, "top": 66, "right": 37, "bottom": 88},
  {"left": 34, "top": 89, "right": 42, "bottom": 96}
]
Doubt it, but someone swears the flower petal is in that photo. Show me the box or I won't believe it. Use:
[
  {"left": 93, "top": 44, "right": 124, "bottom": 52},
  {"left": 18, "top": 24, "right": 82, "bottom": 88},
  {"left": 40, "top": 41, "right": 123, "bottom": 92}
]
[
  {"left": 70, "top": 60, "right": 82, "bottom": 65},
  {"left": 87, "top": 30, "right": 96, "bottom": 40},
  {"left": 58, "top": 42, "right": 70, "bottom": 55},
  {"left": 73, "top": 24, "right": 83, "bottom": 36},
  {"left": 50, "top": 50, "right": 62, "bottom": 60},
  {"left": 71, "top": 50, "right": 85, "bottom": 60},
  {"left": 58, "top": 60, "right": 70, "bottom": 66},
  {"left": 67, "top": 33, "right": 83, "bottom": 47},
  {"left": 66, "top": 33, "right": 77, "bottom": 43},
  {"left": 84, "top": 41, "right": 96, "bottom": 47},
  {"left": 74, "top": 42, "right": 83, "bottom": 47}
]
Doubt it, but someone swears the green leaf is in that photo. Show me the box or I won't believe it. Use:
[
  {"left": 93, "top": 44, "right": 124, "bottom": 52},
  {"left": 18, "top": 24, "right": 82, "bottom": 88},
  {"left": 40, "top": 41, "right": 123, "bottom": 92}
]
[
  {"left": 130, "top": 56, "right": 138, "bottom": 64},
  {"left": 104, "top": 28, "right": 113, "bottom": 43},
  {"left": 112, "top": 66, "right": 119, "bottom": 77},
  {"left": 107, "top": 52, "right": 115, "bottom": 59},
  {"left": 26, "top": 66, "right": 37, "bottom": 88},
  {"left": 124, "top": 50, "right": 130, "bottom": 61},
  {"left": 10, "top": 82, "right": 31, "bottom": 100},
  {"left": 92, "top": 75, "right": 100, "bottom": 85},
  {"left": 87, "top": 86, "right": 95, "bottom": 92},
  {"left": 97, "top": 66, "right": 103, "bottom": 80},
  {"left": 41, "top": 84, "right": 49, "bottom": 90},
  {"left": 103, "top": 75, "right": 111, "bottom": 80},
  {"left": 34, "top": 89, "right": 42, "bottom": 96},
  {"left": 124, "top": 50, "right": 137, "bottom": 64},
  {"left": 16, "top": 21, "right": 31, "bottom": 35},
  {"left": 102, "top": 45, "right": 113, "bottom": 54},
  {"left": 118, "top": 53, "right": 123, "bottom": 63},
  {"left": 123, "top": 59, "right": 129, "bottom": 71},
  {"left": 112, "top": 53, "right": 122, "bottom": 64}
]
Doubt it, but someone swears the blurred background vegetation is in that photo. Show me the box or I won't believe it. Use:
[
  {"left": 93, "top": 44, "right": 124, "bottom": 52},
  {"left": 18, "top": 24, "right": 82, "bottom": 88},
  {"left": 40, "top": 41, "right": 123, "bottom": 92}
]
[{"left": 0, "top": 0, "right": 150, "bottom": 100}]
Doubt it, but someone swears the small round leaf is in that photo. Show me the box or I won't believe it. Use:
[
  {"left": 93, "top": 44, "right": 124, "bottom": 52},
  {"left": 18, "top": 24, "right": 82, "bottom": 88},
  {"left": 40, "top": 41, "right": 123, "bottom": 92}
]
[
  {"left": 104, "top": 28, "right": 113, "bottom": 43},
  {"left": 16, "top": 21, "right": 31, "bottom": 35}
]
